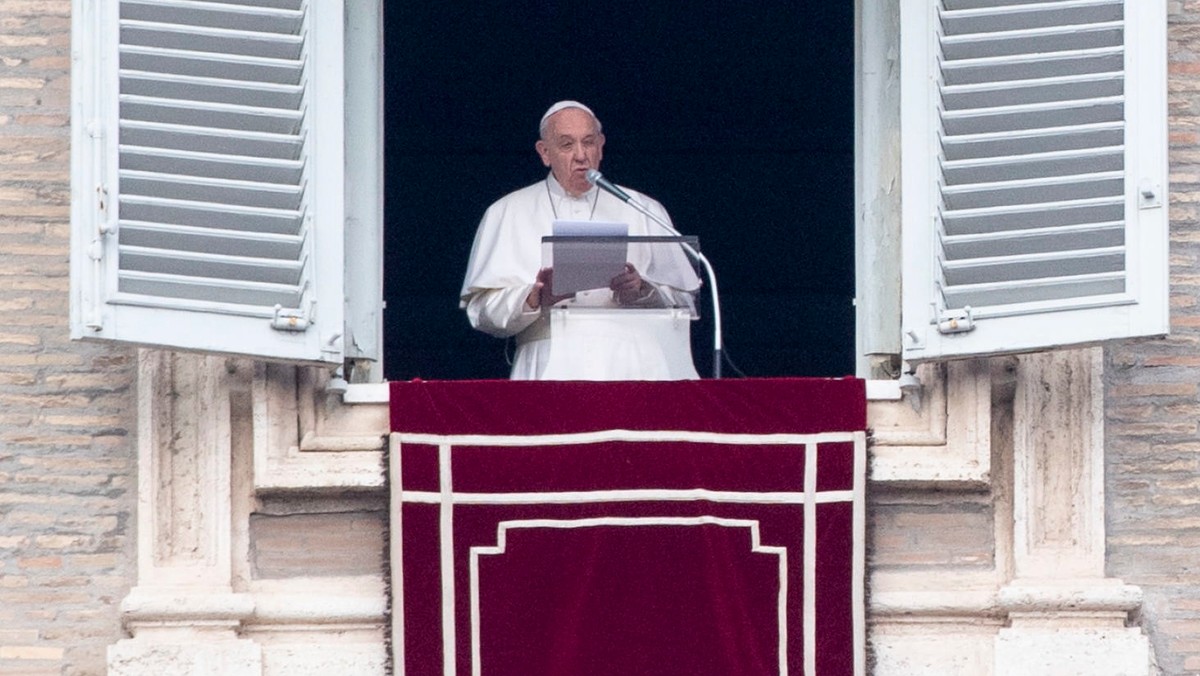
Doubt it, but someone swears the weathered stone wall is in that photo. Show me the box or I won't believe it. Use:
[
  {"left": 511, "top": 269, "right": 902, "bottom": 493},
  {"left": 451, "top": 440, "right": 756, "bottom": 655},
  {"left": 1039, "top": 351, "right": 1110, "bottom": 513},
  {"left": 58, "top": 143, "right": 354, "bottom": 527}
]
[
  {"left": 0, "top": 2, "right": 138, "bottom": 674},
  {"left": 1106, "top": 4, "right": 1200, "bottom": 675}
]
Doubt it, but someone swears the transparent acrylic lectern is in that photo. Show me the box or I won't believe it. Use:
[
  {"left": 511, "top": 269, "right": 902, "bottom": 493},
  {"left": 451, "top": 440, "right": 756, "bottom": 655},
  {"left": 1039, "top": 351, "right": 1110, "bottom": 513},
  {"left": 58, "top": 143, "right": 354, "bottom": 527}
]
[{"left": 539, "top": 234, "right": 702, "bottom": 380}]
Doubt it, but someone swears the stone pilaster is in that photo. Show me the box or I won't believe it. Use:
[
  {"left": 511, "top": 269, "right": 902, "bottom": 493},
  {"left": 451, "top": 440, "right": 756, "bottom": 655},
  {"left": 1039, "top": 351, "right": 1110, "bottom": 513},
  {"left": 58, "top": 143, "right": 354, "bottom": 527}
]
[
  {"left": 994, "top": 348, "right": 1151, "bottom": 675},
  {"left": 108, "top": 350, "right": 261, "bottom": 675}
]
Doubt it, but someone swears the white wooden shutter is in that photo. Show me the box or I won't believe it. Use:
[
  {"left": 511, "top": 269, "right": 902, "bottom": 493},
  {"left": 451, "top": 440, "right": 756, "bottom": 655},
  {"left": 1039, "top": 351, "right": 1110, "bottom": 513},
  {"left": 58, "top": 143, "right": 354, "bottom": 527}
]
[
  {"left": 70, "top": 0, "right": 348, "bottom": 364},
  {"left": 900, "top": 0, "right": 1167, "bottom": 362}
]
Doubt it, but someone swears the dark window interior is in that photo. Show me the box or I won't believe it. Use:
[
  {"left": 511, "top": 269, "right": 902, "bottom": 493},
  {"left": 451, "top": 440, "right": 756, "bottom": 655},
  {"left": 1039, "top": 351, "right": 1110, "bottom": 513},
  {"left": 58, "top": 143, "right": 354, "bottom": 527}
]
[{"left": 383, "top": 2, "right": 854, "bottom": 380}]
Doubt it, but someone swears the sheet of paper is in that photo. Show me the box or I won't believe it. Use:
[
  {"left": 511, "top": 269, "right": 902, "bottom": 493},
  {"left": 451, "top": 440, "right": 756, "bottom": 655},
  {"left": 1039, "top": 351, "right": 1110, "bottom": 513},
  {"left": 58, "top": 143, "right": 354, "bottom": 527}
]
[{"left": 550, "top": 220, "right": 629, "bottom": 296}]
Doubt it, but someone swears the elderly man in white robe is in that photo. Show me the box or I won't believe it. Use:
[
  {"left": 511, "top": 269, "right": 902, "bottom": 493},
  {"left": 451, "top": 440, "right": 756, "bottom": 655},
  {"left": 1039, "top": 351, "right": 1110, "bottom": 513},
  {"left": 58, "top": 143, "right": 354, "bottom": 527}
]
[{"left": 460, "top": 100, "right": 701, "bottom": 380}]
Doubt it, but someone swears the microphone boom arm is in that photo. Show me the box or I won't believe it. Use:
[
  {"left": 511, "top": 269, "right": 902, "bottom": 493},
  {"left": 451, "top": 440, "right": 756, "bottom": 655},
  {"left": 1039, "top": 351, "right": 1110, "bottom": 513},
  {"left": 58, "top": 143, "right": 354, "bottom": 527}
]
[{"left": 587, "top": 170, "right": 725, "bottom": 378}]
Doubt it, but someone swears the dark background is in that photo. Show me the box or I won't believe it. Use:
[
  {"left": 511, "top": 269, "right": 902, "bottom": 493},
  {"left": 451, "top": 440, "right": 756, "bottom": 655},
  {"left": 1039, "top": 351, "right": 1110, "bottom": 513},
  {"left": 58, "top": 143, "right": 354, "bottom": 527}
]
[{"left": 383, "top": 2, "right": 854, "bottom": 380}]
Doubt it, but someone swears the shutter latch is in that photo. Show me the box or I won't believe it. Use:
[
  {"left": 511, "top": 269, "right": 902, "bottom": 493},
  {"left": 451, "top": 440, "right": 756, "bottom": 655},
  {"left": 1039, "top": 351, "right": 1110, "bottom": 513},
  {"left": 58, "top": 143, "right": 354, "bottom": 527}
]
[
  {"left": 271, "top": 304, "right": 310, "bottom": 332},
  {"left": 937, "top": 306, "right": 975, "bottom": 335},
  {"left": 1139, "top": 180, "right": 1163, "bottom": 209}
]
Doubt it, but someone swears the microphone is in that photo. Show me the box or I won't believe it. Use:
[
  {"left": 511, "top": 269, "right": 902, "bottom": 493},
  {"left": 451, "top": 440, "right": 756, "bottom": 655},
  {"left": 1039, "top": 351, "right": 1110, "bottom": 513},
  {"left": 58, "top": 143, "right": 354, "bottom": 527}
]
[
  {"left": 583, "top": 168, "right": 726, "bottom": 379},
  {"left": 586, "top": 169, "right": 633, "bottom": 204}
]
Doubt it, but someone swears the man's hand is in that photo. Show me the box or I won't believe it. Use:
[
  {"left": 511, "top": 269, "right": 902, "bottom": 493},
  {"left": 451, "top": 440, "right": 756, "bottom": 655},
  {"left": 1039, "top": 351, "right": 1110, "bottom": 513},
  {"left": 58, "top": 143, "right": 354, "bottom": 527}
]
[
  {"left": 525, "top": 268, "right": 573, "bottom": 309},
  {"left": 611, "top": 263, "right": 650, "bottom": 305}
]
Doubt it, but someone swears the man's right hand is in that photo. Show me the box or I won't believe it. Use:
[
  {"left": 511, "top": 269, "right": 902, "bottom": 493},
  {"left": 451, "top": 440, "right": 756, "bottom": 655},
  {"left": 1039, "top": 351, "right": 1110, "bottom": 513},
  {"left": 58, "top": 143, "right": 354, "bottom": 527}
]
[{"left": 526, "top": 268, "right": 571, "bottom": 309}]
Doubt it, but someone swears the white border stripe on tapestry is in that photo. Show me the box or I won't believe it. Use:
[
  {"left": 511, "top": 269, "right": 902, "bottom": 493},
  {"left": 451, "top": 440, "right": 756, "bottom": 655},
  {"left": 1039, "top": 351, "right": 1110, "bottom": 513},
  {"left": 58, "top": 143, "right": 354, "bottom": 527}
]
[
  {"left": 803, "top": 441, "right": 817, "bottom": 676},
  {"left": 468, "top": 517, "right": 789, "bottom": 676},
  {"left": 391, "top": 436, "right": 407, "bottom": 675},
  {"left": 852, "top": 434, "right": 867, "bottom": 676},
  {"left": 394, "top": 430, "right": 856, "bottom": 447},
  {"left": 401, "top": 488, "right": 855, "bottom": 505},
  {"left": 439, "top": 444, "right": 457, "bottom": 676}
]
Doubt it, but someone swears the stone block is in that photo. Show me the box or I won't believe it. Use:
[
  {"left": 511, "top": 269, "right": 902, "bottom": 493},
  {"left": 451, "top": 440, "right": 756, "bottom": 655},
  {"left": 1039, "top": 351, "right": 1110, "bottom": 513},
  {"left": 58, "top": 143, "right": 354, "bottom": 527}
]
[
  {"left": 994, "top": 627, "right": 1152, "bottom": 676},
  {"left": 107, "top": 639, "right": 262, "bottom": 676}
]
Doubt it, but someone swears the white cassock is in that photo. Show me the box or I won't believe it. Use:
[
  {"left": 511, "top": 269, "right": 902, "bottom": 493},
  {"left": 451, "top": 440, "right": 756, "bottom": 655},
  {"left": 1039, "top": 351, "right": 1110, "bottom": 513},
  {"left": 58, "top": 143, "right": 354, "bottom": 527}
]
[{"left": 460, "top": 173, "right": 702, "bottom": 380}]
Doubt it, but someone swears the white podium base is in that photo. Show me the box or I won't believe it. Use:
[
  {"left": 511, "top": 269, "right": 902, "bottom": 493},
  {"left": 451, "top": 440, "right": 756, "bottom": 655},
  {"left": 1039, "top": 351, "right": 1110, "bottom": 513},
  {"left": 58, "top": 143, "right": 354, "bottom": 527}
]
[{"left": 541, "top": 307, "right": 699, "bottom": 381}]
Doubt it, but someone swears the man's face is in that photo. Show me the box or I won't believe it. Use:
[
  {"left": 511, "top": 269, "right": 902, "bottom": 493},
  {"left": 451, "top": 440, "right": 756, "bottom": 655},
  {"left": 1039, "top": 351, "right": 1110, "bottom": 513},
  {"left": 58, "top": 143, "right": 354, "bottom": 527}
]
[{"left": 536, "top": 108, "right": 605, "bottom": 197}]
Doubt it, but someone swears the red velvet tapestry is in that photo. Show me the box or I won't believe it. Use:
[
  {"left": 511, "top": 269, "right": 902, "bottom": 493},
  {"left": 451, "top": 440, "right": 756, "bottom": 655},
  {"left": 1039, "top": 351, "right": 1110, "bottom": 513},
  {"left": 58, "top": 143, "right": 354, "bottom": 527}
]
[{"left": 389, "top": 378, "right": 866, "bottom": 676}]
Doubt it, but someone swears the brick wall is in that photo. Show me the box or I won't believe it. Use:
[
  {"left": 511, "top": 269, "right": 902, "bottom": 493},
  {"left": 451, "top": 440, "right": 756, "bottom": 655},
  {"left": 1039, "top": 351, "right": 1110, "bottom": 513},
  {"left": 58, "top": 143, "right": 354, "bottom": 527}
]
[
  {"left": 0, "top": 2, "right": 138, "bottom": 674},
  {"left": 1106, "top": 3, "right": 1200, "bottom": 675}
]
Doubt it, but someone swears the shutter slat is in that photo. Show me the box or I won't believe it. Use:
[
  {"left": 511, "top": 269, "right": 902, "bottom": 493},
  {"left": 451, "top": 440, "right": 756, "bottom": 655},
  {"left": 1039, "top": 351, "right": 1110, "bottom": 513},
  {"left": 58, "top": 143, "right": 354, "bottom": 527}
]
[
  {"left": 941, "top": 272, "right": 1125, "bottom": 309},
  {"left": 120, "top": 145, "right": 304, "bottom": 184},
  {"left": 196, "top": 0, "right": 302, "bottom": 10},
  {"left": 941, "top": 246, "right": 1124, "bottom": 286},
  {"left": 942, "top": 122, "right": 1123, "bottom": 160},
  {"left": 941, "top": 0, "right": 1123, "bottom": 35},
  {"left": 118, "top": 271, "right": 303, "bottom": 308},
  {"left": 120, "top": 221, "right": 304, "bottom": 259},
  {"left": 120, "top": 170, "right": 304, "bottom": 210},
  {"left": 941, "top": 197, "right": 1124, "bottom": 236},
  {"left": 943, "top": 72, "right": 1122, "bottom": 109},
  {"left": 942, "top": 172, "right": 1123, "bottom": 211},
  {"left": 941, "top": 96, "right": 1123, "bottom": 136},
  {"left": 942, "top": 146, "right": 1123, "bottom": 185},
  {"left": 941, "top": 22, "right": 1122, "bottom": 60},
  {"left": 120, "top": 195, "right": 303, "bottom": 235},
  {"left": 120, "top": 46, "right": 303, "bottom": 85},
  {"left": 942, "top": 47, "right": 1122, "bottom": 85},
  {"left": 121, "top": 71, "right": 303, "bottom": 109},
  {"left": 121, "top": 0, "right": 303, "bottom": 34},
  {"left": 121, "top": 20, "right": 303, "bottom": 59},
  {"left": 120, "top": 121, "right": 302, "bottom": 160},
  {"left": 120, "top": 96, "right": 302, "bottom": 135},
  {"left": 119, "top": 244, "right": 304, "bottom": 285},
  {"left": 944, "top": 0, "right": 1105, "bottom": 9},
  {"left": 942, "top": 221, "right": 1123, "bottom": 259}
]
